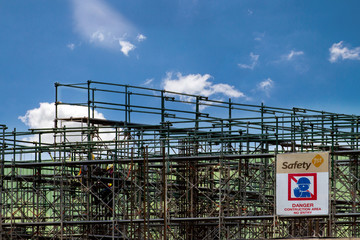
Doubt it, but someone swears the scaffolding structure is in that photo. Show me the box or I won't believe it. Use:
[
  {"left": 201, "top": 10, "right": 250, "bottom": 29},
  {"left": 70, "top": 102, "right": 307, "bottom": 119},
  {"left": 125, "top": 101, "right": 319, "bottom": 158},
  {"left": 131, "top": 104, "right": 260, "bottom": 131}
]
[{"left": 0, "top": 80, "right": 360, "bottom": 239}]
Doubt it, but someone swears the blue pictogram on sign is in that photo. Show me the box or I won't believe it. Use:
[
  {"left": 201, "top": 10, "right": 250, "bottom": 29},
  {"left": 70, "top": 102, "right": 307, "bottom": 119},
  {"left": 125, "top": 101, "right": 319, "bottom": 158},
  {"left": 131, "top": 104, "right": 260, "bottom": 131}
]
[
  {"left": 294, "top": 177, "right": 311, "bottom": 198},
  {"left": 288, "top": 173, "right": 317, "bottom": 201}
]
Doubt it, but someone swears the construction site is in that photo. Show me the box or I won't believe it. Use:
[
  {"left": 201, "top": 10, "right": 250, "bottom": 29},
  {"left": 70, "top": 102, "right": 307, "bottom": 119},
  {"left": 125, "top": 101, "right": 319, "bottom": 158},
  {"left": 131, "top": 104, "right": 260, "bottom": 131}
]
[{"left": 0, "top": 80, "right": 360, "bottom": 239}]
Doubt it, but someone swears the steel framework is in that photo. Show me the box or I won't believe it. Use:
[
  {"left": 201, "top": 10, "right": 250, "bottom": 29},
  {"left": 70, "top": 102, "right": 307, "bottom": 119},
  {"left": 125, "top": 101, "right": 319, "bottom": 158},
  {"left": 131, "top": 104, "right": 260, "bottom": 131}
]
[{"left": 0, "top": 81, "right": 359, "bottom": 239}]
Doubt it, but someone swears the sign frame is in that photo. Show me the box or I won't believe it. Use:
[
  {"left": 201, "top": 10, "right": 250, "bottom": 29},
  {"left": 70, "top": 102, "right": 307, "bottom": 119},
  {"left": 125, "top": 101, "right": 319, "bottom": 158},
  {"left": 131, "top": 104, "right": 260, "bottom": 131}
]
[{"left": 276, "top": 152, "right": 329, "bottom": 217}]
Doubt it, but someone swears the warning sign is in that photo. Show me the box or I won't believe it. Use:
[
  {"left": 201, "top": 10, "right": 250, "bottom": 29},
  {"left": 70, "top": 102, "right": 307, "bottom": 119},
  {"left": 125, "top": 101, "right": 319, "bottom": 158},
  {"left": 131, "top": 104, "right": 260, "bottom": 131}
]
[{"left": 276, "top": 152, "right": 329, "bottom": 216}]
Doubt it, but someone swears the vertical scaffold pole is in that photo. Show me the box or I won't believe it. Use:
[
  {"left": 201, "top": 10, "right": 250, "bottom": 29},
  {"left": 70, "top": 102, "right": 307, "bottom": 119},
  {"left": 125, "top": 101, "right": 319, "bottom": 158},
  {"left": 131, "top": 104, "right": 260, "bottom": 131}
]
[
  {"left": 11, "top": 128, "right": 16, "bottom": 239},
  {"left": 125, "top": 85, "right": 128, "bottom": 123},
  {"left": 0, "top": 125, "right": 6, "bottom": 240},
  {"left": 92, "top": 88, "right": 95, "bottom": 119},
  {"left": 86, "top": 81, "right": 91, "bottom": 237},
  {"left": 143, "top": 146, "right": 148, "bottom": 240},
  {"left": 329, "top": 115, "right": 335, "bottom": 237},
  {"left": 162, "top": 144, "right": 167, "bottom": 239},
  {"left": 261, "top": 103, "right": 264, "bottom": 153},
  {"left": 357, "top": 118, "right": 359, "bottom": 149},
  {"left": 87, "top": 80, "right": 91, "bottom": 160},
  {"left": 112, "top": 127, "right": 118, "bottom": 240},
  {"left": 130, "top": 148, "right": 134, "bottom": 239},
  {"left": 36, "top": 133, "right": 42, "bottom": 238},
  {"left": 161, "top": 90, "right": 168, "bottom": 239},
  {"left": 60, "top": 127, "right": 65, "bottom": 240},
  {"left": 55, "top": 82, "right": 59, "bottom": 129},
  {"left": 219, "top": 120, "right": 224, "bottom": 239},
  {"left": 229, "top": 98, "right": 232, "bottom": 133},
  {"left": 128, "top": 90, "right": 131, "bottom": 123}
]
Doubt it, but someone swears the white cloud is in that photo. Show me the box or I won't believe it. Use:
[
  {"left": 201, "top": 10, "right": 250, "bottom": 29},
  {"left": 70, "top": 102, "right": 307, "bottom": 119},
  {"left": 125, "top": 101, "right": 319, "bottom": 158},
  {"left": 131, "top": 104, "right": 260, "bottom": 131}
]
[
  {"left": 119, "top": 40, "right": 135, "bottom": 56},
  {"left": 238, "top": 52, "right": 259, "bottom": 70},
  {"left": 19, "top": 103, "right": 115, "bottom": 143},
  {"left": 71, "top": 0, "right": 144, "bottom": 56},
  {"left": 247, "top": 9, "right": 253, "bottom": 16},
  {"left": 253, "top": 32, "right": 265, "bottom": 41},
  {"left": 137, "top": 34, "right": 147, "bottom": 42},
  {"left": 286, "top": 50, "right": 304, "bottom": 60},
  {"left": 329, "top": 41, "right": 360, "bottom": 63},
  {"left": 67, "top": 43, "right": 76, "bottom": 50},
  {"left": 272, "top": 50, "right": 308, "bottom": 73},
  {"left": 143, "top": 78, "right": 154, "bottom": 86},
  {"left": 257, "top": 78, "right": 274, "bottom": 97},
  {"left": 19, "top": 102, "right": 105, "bottom": 129},
  {"left": 163, "top": 72, "right": 245, "bottom": 101},
  {"left": 211, "top": 83, "right": 244, "bottom": 98},
  {"left": 19, "top": 102, "right": 57, "bottom": 129},
  {"left": 90, "top": 31, "right": 105, "bottom": 42}
]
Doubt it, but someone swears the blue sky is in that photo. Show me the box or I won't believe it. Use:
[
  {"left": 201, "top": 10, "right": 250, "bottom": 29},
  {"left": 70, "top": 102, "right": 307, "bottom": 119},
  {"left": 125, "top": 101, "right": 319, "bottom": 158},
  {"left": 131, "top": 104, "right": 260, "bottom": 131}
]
[{"left": 1, "top": 0, "right": 360, "bottom": 130}]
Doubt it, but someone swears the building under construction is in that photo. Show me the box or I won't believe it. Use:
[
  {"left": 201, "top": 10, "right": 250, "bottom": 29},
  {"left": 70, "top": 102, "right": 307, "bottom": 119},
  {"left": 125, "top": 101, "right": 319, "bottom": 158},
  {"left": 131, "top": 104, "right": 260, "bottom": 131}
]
[{"left": 0, "top": 81, "right": 359, "bottom": 239}]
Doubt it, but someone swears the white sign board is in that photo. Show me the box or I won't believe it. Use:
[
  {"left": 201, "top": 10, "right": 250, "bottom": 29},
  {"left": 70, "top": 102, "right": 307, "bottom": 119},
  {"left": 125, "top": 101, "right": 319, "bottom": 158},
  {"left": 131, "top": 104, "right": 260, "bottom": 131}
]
[{"left": 276, "top": 152, "right": 329, "bottom": 216}]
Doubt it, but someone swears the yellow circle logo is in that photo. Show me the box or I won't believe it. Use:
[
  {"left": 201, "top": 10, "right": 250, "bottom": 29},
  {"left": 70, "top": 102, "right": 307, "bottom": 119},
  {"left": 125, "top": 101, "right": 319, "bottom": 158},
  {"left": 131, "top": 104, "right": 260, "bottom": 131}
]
[{"left": 312, "top": 154, "right": 324, "bottom": 167}]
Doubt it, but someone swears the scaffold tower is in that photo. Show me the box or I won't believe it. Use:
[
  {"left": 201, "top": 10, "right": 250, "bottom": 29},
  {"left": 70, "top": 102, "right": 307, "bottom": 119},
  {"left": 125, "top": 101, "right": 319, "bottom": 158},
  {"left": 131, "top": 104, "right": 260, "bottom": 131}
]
[{"left": 0, "top": 81, "right": 360, "bottom": 239}]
